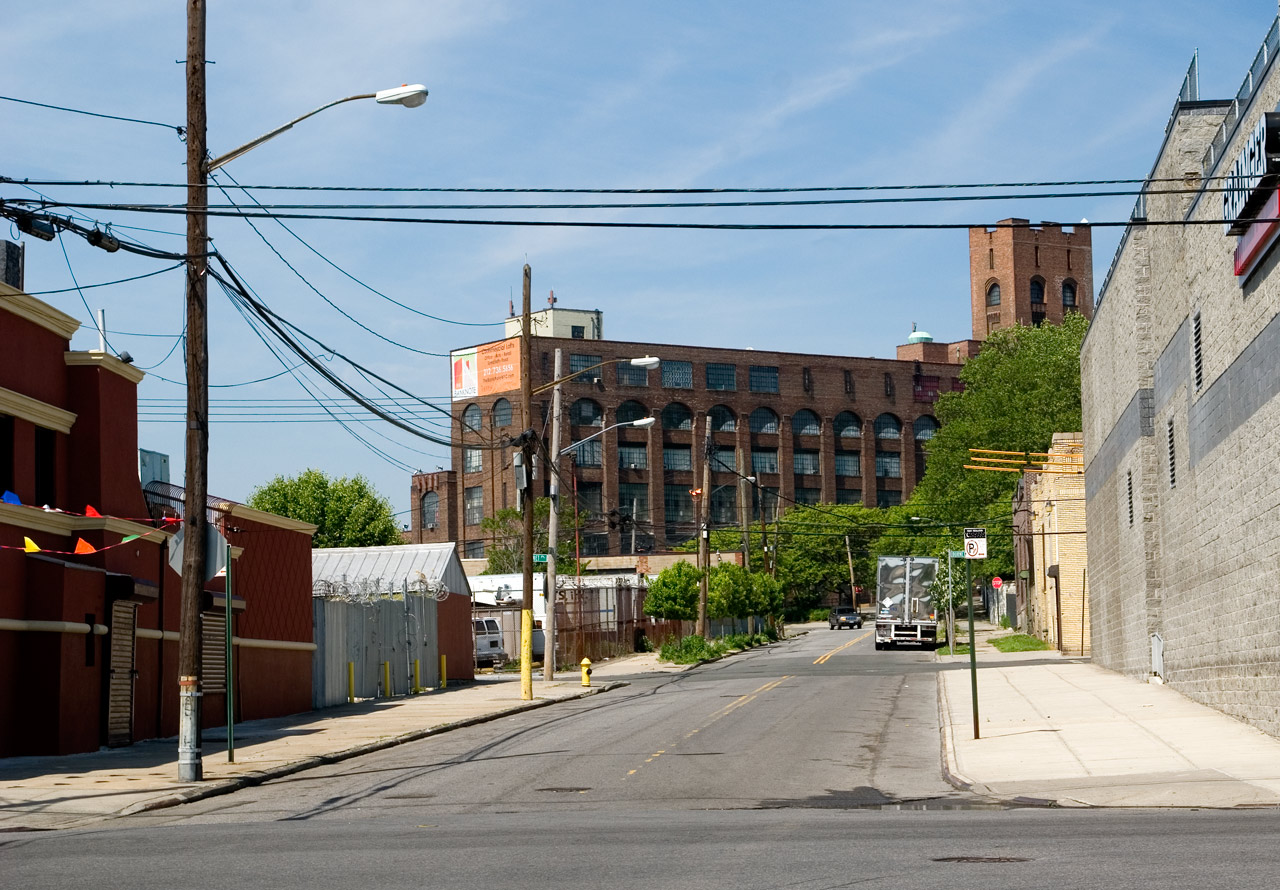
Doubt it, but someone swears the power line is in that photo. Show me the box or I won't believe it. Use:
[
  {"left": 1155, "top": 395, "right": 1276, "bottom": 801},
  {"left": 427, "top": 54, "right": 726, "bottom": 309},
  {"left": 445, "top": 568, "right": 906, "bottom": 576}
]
[
  {"left": 213, "top": 168, "right": 502, "bottom": 329},
  {"left": 2, "top": 174, "right": 1233, "bottom": 192},
  {"left": 0, "top": 96, "right": 185, "bottom": 138},
  {"left": 15, "top": 201, "right": 1261, "bottom": 231}
]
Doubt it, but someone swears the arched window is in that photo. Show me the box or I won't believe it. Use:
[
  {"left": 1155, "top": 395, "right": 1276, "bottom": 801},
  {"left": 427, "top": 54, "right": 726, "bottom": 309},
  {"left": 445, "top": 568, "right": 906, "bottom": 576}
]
[
  {"left": 1030, "top": 278, "right": 1045, "bottom": 304},
  {"left": 570, "top": 398, "right": 604, "bottom": 427},
  {"left": 616, "top": 400, "right": 649, "bottom": 425},
  {"left": 661, "top": 402, "right": 693, "bottom": 431},
  {"left": 791, "top": 409, "right": 821, "bottom": 436},
  {"left": 1063, "top": 279, "right": 1077, "bottom": 308},
  {"left": 461, "top": 403, "right": 481, "bottom": 431},
  {"left": 709, "top": 404, "right": 737, "bottom": 432},
  {"left": 913, "top": 415, "right": 939, "bottom": 441},
  {"left": 491, "top": 398, "right": 512, "bottom": 427},
  {"left": 986, "top": 282, "right": 1001, "bottom": 306},
  {"left": 749, "top": 407, "right": 780, "bottom": 434},
  {"left": 833, "top": 411, "right": 861, "bottom": 439},
  {"left": 874, "top": 413, "right": 901, "bottom": 440},
  {"left": 420, "top": 491, "right": 439, "bottom": 528}
]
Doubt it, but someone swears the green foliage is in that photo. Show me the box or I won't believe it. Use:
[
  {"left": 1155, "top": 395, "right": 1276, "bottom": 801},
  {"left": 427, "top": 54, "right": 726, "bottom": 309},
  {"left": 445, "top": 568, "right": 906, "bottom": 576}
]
[
  {"left": 810, "top": 608, "right": 831, "bottom": 622},
  {"left": 478, "top": 497, "right": 586, "bottom": 575},
  {"left": 770, "top": 503, "right": 881, "bottom": 616},
  {"left": 657, "top": 630, "right": 776, "bottom": 663},
  {"left": 643, "top": 560, "right": 702, "bottom": 620},
  {"left": 708, "top": 563, "right": 753, "bottom": 620},
  {"left": 659, "top": 634, "right": 723, "bottom": 663},
  {"left": 895, "top": 315, "right": 1090, "bottom": 579},
  {"left": 989, "top": 634, "right": 1049, "bottom": 652},
  {"left": 247, "top": 469, "right": 401, "bottom": 549},
  {"left": 937, "top": 642, "right": 972, "bottom": 655}
]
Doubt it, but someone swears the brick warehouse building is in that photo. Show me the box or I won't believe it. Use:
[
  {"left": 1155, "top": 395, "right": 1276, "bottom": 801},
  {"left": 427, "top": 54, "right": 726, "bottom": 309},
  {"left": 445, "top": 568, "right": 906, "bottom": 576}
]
[
  {"left": 1081, "top": 19, "right": 1280, "bottom": 738},
  {"left": 411, "top": 219, "right": 1091, "bottom": 559},
  {"left": 0, "top": 252, "right": 316, "bottom": 756}
]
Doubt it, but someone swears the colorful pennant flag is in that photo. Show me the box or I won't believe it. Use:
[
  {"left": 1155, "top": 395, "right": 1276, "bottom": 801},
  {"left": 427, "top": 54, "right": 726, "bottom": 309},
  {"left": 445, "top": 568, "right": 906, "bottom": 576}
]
[
  {"left": 2, "top": 491, "right": 20, "bottom": 506},
  {"left": 84, "top": 505, "right": 102, "bottom": 517},
  {"left": 121, "top": 534, "right": 140, "bottom": 543},
  {"left": 23, "top": 537, "right": 39, "bottom": 553},
  {"left": 73, "top": 538, "right": 96, "bottom": 555}
]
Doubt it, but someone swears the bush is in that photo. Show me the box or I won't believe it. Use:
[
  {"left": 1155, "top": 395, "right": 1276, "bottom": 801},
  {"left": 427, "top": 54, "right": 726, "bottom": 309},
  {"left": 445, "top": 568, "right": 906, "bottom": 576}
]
[
  {"left": 989, "top": 634, "right": 1049, "bottom": 653},
  {"left": 659, "top": 634, "right": 726, "bottom": 664},
  {"left": 809, "top": 608, "right": 830, "bottom": 622}
]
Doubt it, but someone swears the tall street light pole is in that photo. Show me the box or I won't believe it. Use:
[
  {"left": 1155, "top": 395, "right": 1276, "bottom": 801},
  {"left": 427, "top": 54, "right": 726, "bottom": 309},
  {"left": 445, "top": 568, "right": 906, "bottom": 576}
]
[
  {"left": 180, "top": 0, "right": 426, "bottom": 778},
  {"left": 540, "top": 356, "right": 658, "bottom": 682}
]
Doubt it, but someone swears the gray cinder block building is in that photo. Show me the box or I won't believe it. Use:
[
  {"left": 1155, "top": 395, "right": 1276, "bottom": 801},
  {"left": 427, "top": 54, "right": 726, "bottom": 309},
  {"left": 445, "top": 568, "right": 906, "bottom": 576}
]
[{"left": 1081, "top": 22, "right": 1280, "bottom": 736}]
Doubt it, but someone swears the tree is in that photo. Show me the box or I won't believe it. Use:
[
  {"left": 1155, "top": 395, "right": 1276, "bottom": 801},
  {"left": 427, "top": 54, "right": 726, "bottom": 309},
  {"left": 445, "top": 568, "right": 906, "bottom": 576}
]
[
  {"left": 708, "top": 563, "right": 755, "bottom": 620},
  {"left": 247, "top": 469, "right": 401, "bottom": 548},
  {"left": 478, "top": 497, "right": 586, "bottom": 575},
  {"left": 896, "top": 314, "right": 1089, "bottom": 578},
  {"left": 643, "top": 560, "right": 702, "bottom": 620},
  {"left": 771, "top": 503, "right": 881, "bottom": 617}
]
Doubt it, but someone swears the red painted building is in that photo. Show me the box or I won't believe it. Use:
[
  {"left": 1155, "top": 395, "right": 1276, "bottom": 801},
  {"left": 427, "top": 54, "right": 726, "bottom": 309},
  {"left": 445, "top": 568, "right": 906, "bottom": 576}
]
[{"left": 0, "top": 266, "right": 316, "bottom": 757}]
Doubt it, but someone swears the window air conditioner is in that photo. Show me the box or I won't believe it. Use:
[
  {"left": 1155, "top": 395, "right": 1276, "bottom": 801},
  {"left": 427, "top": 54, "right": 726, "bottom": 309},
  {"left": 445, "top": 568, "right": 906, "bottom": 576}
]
[{"left": 425, "top": 523, "right": 437, "bottom": 530}]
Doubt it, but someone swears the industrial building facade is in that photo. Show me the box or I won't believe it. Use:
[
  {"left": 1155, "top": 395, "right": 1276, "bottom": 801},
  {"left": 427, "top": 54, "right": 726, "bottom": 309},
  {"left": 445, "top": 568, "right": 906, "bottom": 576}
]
[
  {"left": 411, "top": 218, "right": 1091, "bottom": 560},
  {"left": 1081, "top": 21, "right": 1280, "bottom": 736}
]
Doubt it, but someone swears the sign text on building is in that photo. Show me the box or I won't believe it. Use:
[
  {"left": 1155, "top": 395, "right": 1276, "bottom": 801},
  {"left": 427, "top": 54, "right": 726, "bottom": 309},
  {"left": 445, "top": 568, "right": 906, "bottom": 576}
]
[
  {"left": 451, "top": 339, "right": 521, "bottom": 401},
  {"left": 1223, "top": 113, "right": 1280, "bottom": 236}
]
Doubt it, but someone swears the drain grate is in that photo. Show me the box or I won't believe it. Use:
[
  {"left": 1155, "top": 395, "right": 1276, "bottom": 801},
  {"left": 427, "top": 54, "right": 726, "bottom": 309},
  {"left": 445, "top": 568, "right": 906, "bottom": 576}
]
[{"left": 934, "top": 856, "right": 1030, "bottom": 864}]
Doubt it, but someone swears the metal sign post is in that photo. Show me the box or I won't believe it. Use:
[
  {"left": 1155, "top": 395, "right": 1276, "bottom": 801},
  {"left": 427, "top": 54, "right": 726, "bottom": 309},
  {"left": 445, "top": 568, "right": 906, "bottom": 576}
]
[{"left": 963, "top": 528, "right": 985, "bottom": 740}]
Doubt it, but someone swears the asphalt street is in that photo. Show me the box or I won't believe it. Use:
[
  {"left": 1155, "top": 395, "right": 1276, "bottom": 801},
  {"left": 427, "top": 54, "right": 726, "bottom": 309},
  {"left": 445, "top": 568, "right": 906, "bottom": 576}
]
[{"left": 5, "top": 629, "right": 1280, "bottom": 889}]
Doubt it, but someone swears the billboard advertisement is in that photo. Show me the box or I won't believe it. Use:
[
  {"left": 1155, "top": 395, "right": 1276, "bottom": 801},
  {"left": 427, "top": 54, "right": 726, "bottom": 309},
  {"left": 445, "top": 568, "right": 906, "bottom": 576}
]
[{"left": 451, "top": 339, "right": 520, "bottom": 401}]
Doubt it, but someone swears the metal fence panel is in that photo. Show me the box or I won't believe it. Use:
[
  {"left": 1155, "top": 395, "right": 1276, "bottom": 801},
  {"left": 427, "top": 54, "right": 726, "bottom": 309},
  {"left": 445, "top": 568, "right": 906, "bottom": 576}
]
[{"left": 312, "top": 592, "right": 439, "bottom": 709}]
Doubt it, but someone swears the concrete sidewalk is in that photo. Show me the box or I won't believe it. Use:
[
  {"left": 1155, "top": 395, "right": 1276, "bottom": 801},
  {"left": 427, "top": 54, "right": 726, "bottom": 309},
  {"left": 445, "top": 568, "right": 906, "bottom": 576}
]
[
  {"left": 0, "top": 653, "right": 684, "bottom": 831},
  {"left": 937, "top": 622, "right": 1280, "bottom": 808}
]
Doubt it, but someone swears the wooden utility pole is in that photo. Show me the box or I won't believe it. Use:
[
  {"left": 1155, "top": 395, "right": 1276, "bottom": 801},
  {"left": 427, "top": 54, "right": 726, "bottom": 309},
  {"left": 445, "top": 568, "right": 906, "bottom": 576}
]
[
  {"left": 179, "top": 0, "right": 209, "bottom": 784},
  {"left": 696, "top": 416, "right": 712, "bottom": 637},
  {"left": 519, "top": 265, "right": 534, "bottom": 701}
]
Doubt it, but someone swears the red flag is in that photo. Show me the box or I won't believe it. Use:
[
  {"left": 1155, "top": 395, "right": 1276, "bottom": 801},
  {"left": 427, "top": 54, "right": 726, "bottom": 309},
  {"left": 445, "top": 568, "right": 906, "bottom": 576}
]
[
  {"left": 74, "top": 538, "right": 96, "bottom": 554},
  {"left": 84, "top": 505, "right": 102, "bottom": 517}
]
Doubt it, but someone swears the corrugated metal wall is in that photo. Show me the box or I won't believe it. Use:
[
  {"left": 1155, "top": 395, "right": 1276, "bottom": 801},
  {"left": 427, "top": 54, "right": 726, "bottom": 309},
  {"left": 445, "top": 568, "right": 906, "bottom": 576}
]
[{"left": 312, "top": 592, "right": 440, "bottom": 709}]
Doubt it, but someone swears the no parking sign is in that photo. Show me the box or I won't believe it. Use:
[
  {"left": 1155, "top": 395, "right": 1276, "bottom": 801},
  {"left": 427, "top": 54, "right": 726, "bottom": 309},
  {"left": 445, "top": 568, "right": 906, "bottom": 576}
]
[{"left": 963, "top": 527, "right": 986, "bottom": 560}]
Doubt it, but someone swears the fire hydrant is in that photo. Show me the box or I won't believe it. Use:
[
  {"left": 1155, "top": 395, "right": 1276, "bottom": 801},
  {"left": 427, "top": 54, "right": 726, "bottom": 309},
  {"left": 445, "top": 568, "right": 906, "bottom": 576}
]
[{"left": 580, "top": 657, "right": 593, "bottom": 687}]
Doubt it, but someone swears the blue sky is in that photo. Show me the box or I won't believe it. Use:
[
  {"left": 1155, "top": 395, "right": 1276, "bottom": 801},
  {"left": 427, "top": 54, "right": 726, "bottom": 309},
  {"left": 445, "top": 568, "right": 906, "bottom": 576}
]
[{"left": 1, "top": 1, "right": 1274, "bottom": 521}]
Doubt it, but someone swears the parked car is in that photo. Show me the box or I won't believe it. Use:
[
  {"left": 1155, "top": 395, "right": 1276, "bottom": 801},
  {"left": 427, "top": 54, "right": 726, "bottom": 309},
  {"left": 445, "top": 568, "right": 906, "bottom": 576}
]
[
  {"left": 474, "top": 617, "right": 508, "bottom": 666},
  {"left": 829, "top": 606, "right": 863, "bottom": 629}
]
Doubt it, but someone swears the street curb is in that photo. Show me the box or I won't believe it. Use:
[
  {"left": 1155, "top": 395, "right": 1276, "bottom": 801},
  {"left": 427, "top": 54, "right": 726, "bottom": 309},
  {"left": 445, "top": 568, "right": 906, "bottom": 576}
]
[{"left": 117, "top": 680, "right": 630, "bottom": 817}]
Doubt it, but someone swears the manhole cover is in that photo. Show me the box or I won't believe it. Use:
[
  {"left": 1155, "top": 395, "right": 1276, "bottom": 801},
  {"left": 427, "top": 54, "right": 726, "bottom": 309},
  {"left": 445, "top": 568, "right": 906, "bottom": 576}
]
[{"left": 934, "top": 856, "right": 1030, "bottom": 864}]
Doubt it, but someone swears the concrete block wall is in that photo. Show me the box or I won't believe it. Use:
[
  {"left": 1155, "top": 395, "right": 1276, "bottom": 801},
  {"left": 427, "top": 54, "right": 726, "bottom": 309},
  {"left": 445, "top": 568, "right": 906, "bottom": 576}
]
[{"left": 1083, "top": 30, "right": 1280, "bottom": 737}]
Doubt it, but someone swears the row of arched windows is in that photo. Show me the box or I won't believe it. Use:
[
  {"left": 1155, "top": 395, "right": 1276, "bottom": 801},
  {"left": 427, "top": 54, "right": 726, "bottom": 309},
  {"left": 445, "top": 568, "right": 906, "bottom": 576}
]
[
  {"left": 459, "top": 397, "right": 939, "bottom": 441},
  {"left": 460, "top": 398, "right": 512, "bottom": 431},
  {"left": 986, "top": 279, "right": 1078, "bottom": 308}
]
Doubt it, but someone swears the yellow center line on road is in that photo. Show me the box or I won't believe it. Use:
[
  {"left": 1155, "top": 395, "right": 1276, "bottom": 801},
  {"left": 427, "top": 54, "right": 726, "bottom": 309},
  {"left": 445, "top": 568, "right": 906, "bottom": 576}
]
[
  {"left": 625, "top": 676, "right": 793, "bottom": 780},
  {"left": 814, "top": 629, "right": 873, "bottom": 664}
]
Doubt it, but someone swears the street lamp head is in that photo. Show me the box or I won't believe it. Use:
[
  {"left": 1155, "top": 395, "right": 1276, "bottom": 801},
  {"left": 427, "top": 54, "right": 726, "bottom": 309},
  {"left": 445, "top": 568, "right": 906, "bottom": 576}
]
[
  {"left": 629, "top": 356, "right": 661, "bottom": 370},
  {"left": 375, "top": 84, "right": 429, "bottom": 107},
  {"left": 629, "top": 416, "right": 657, "bottom": 429},
  {"left": 745, "top": 476, "right": 757, "bottom": 483}
]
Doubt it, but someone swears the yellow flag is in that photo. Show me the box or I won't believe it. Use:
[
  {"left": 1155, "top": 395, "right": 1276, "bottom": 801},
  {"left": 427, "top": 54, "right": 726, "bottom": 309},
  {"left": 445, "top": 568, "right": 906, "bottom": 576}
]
[{"left": 23, "top": 537, "right": 39, "bottom": 553}]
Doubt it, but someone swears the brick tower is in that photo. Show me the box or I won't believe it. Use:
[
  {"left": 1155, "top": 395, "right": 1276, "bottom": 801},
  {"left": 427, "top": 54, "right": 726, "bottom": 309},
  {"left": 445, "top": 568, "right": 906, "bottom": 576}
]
[{"left": 969, "top": 219, "right": 1093, "bottom": 340}]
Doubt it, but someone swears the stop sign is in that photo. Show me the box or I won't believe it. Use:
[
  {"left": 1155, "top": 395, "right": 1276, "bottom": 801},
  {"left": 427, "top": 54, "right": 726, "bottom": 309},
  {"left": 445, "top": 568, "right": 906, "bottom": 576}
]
[{"left": 992, "top": 576, "right": 1003, "bottom": 589}]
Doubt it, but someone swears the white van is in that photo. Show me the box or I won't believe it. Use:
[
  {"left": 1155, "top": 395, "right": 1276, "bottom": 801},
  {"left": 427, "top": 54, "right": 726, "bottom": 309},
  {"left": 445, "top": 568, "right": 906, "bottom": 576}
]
[{"left": 474, "top": 618, "right": 507, "bottom": 667}]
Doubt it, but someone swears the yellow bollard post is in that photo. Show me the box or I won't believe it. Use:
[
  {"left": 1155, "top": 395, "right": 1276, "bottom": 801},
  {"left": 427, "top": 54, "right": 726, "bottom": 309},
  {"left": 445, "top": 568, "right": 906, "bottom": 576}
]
[
  {"left": 383, "top": 661, "right": 392, "bottom": 698},
  {"left": 439, "top": 654, "right": 447, "bottom": 689},
  {"left": 347, "top": 661, "right": 355, "bottom": 704},
  {"left": 580, "top": 657, "right": 592, "bottom": 687},
  {"left": 413, "top": 659, "right": 421, "bottom": 694}
]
